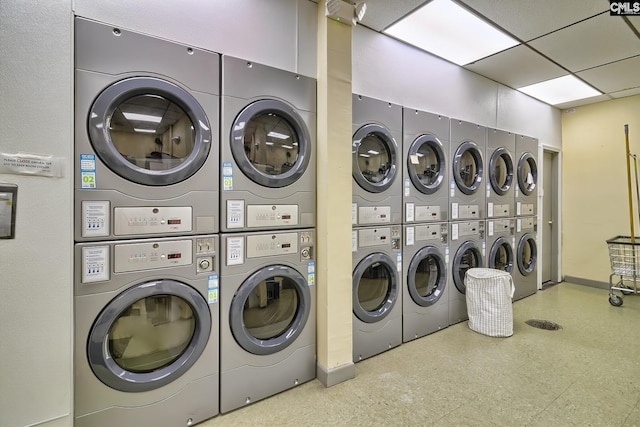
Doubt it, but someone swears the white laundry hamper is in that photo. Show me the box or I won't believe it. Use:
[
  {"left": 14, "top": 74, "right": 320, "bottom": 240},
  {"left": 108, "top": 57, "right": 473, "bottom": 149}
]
[{"left": 465, "top": 268, "right": 515, "bottom": 337}]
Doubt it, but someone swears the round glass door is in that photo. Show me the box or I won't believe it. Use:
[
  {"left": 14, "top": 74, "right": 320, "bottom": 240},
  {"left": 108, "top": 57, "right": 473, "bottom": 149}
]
[
  {"left": 230, "top": 99, "right": 311, "bottom": 188},
  {"left": 88, "top": 77, "right": 212, "bottom": 186},
  {"left": 453, "top": 141, "right": 484, "bottom": 195},
  {"left": 517, "top": 153, "right": 538, "bottom": 196},
  {"left": 489, "top": 237, "right": 513, "bottom": 273},
  {"left": 489, "top": 147, "right": 514, "bottom": 195},
  {"left": 517, "top": 233, "right": 537, "bottom": 275},
  {"left": 87, "top": 280, "right": 211, "bottom": 392},
  {"left": 407, "top": 246, "right": 446, "bottom": 306},
  {"left": 407, "top": 134, "right": 445, "bottom": 194},
  {"left": 229, "top": 265, "right": 310, "bottom": 355},
  {"left": 452, "top": 242, "right": 482, "bottom": 294},
  {"left": 352, "top": 124, "right": 398, "bottom": 193},
  {"left": 353, "top": 252, "right": 398, "bottom": 323}
]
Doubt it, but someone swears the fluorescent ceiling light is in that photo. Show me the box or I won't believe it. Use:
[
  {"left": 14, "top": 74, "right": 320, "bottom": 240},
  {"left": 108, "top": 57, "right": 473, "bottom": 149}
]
[
  {"left": 517, "top": 75, "right": 601, "bottom": 105},
  {"left": 281, "top": 145, "right": 294, "bottom": 149},
  {"left": 265, "top": 141, "right": 274, "bottom": 145},
  {"left": 384, "top": 0, "right": 519, "bottom": 66},
  {"left": 122, "top": 112, "right": 162, "bottom": 123},
  {"left": 133, "top": 128, "right": 156, "bottom": 133},
  {"left": 359, "top": 154, "right": 370, "bottom": 158},
  {"left": 267, "top": 131, "right": 290, "bottom": 140},
  {"left": 368, "top": 150, "right": 379, "bottom": 155}
]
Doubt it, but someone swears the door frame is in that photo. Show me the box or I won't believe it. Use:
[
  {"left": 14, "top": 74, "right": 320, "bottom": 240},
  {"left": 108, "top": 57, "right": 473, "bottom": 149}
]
[{"left": 540, "top": 145, "right": 562, "bottom": 287}]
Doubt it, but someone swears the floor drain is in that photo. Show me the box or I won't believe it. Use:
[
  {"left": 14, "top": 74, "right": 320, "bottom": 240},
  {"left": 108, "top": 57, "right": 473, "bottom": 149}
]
[{"left": 525, "top": 319, "right": 562, "bottom": 331}]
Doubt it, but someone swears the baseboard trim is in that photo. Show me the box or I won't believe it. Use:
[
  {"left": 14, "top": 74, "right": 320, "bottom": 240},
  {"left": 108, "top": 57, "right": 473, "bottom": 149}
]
[
  {"left": 563, "top": 276, "right": 609, "bottom": 290},
  {"left": 316, "top": 361, "right": 356, "bottom": 388}
]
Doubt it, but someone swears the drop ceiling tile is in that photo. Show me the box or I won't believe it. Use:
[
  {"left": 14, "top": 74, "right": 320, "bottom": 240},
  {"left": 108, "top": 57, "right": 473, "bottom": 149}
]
[
  {"left": 529, "top": 13, "right": 640, "bottom": 72},
  {"left": 465, "top": 44, "right": 565, "bottom": 88},
  {"left": 627, "top": 16, "right": 640, "bottom": 33},
  {"left": 458, "top": 0, "right": 607, "bottom": 41},
  {"left": 609, "top": 87, "right": 640, "bottom": 99},
  {"left": 358, "top": 0, "right": 427, "bottom": 31},
  {"left": 576, "top": 55, "right": 640, "bottom": 93},
  {"left": 554, "top": 94, "right": 612, "bottom": 110}
]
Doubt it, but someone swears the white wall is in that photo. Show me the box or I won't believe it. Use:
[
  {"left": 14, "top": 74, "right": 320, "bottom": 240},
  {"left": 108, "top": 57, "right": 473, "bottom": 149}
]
[
  {"left": 353, "top": 26, "right": 562, "bottom": 149},
  {"left": 73, "top": 0, "right": 318, "bottom": 77},
  {"left": 0, "top": 1, "right": 73, "bottom": 426}
]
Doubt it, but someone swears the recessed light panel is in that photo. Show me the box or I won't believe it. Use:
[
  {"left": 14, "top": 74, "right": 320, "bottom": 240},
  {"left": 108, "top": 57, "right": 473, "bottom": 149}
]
[
  {"left": 383, "top": 0, "right": 519, "bottom": 66},
  {"left": 517, "top": 75, "right": 602, "bottom": 105}
]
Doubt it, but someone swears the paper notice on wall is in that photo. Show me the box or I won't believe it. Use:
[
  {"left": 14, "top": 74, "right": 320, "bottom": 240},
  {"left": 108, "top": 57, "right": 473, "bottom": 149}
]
[{"left": 0, "top": 152, "right": 65, "bottom": 177}]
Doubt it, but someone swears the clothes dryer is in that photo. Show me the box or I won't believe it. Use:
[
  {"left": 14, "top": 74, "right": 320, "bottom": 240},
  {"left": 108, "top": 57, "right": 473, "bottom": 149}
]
[
  {"left": 402, "top": 223, "right": 449, "bottom": 342},
  {"left": 402, "top": 109, "right": 449, "bottom": 223},
  {"left": 74, "top": 235, "right": 219, "bottom": 426},
  {"left": 352, "top": 225, "right": 402, "bottom": 361},
  {"left": 515, "top": 135, "right": 539, "bottom": 217},
  {"left": 450, "top": 120, "right": 486, "bottom": 221},
  {"left": 219, "top": 229, "right": 315, "bottom": 413},
  {"left": 486, "top": 129, "right": 515, "bottom": 218},
  {"left": 486, "top": 218, "right": 515, "bottom": 273},
  {"left": 352, "top": 95, "right": 402, "bottom": 226},
  {"left": 514, "top": 216, "right": 538, "bottom": 300},
  {"left": 220, "top": 56, "right": 316, "bottom": 232},
  {"left": 74, "top": 18, "right": 219, "bottom": 242},
  {"left": 449, "top": 220, "right": 485, "bottom": 325}
]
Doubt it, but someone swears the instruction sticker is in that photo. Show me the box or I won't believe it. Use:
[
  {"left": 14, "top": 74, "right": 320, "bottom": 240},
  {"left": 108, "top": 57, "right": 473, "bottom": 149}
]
[
  {"left": 396, "top": 252, "right": 402, "bottom": 272},
  {"left": 404, "top": 178, "right": 411, "bottom": 197},
  {"left": 405, "top": 226, "right": 415, "bottom": 246},
  {"left": 226, "top": 236, "right": 244, "bottom": 266},
  {"left": 488, "top": 202, "right": 494, "bottom": 218},
  {"left": 451, "top": 223, "right": 459, "bottom": 241},
  {"left": 80, "top": 154, "right": 97, "bottom": 188},
  {"left": 406, "top": 202, "right": 415, "bottom": 222},
  {"left": 207, "top": 274, "right": 219, "bottom": 304},
  {"left": 451, "top": 202, "right": 459, "bottom": 220},
  {"left": 488, "top": 220, "right": 494, "bottom": 236},
  {"left": 222, "top": 162, "right": 233, "bottom": 191},
  {"left": 307, "top": 261, "right": 315, "bottom": 286},
  {"left": 450, "top": 180, "right": 455, "bottom": 197},
  {"left": 352, "top": 230, "right": 358, "bottom": 252},
  {"left": 226, "top": 200, "right": 245, "bottom": 229},
  {"left": 445, "top": 246, "right": 450, "bottom": 264},
  {"left": 352, "top": 203, "right": 357, "bottom": 225}
]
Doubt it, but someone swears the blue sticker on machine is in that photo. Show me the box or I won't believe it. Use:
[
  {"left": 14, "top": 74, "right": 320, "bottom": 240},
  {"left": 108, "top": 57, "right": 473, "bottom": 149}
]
[
  {"left": 208, "top": 273, "right": 219, "bottom": 303},
  {"left": 80, "top": 154, "right": 97, "bottom": 189},
  {"left": 222, "top": 162, "right": 233, "bottom": 190},
  {"left": 307, "top": 261, "right": 315, "bottom": 286}
]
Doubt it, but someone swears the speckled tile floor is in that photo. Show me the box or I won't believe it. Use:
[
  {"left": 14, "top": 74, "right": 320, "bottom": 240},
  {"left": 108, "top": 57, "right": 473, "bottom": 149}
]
[{"left": 200, "top": 283, "right": 640, "bottom": 426}]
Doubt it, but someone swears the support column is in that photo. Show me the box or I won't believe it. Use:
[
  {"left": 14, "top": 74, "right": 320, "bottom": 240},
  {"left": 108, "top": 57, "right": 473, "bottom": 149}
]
[{"left": 315, "top": 0, "right": 356, "bottom": 387}]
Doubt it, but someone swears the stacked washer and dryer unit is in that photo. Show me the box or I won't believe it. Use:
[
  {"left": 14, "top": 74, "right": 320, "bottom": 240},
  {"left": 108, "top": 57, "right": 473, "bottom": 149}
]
[
  {"left": 218, "top": 56, "right": 317, "bottom": 413},
  {"left": 514, "top": 135, "right": 539, "bottom": 301},
  {"left": 485, "top": 128, "right": 516, "bottom": 280},
  {"left": 401, "top": 109, "right": 450, "bottom": 341},
  {"left": 73, "top": 18, "right": 221, "bottom": 426},
  {"left": 447, "top": 120, "right": 487, "bottom": 325},
  {"left": 351, "top": 95, "right": 403, "bottom": 361}
]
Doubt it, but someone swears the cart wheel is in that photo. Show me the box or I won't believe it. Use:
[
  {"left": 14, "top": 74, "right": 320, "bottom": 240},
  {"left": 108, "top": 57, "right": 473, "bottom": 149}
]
[
  {"left": 621, "top": 285, "right": 634, "bottom": 296},
  {"left": 609, "top": 294, "right": 623, "bottom": 307}
]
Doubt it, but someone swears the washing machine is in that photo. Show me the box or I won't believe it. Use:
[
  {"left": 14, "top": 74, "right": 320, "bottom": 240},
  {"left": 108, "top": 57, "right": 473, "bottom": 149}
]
[
  {"left": 74, "top": 17, "right": 219, "bottom": 242},
  {"left": 352, "top": 225, "right": 402, "bottom": 361},
  {"left": 352, "top": 95, "right": 403, "bottom": 226},
  {"left": 450, "top": 120, "right": 486, "bottom": 220},
  {"left": 486, "top": 218, "right": 515, "bottom": 273},
  {"left": 448, "top": 220, "right": 485, "bottom": 325},
  {"left": 515, "top": 135, "right": 539, "bottom": 217},
  {"left": 402, "top": 222, "right": 449, "bottom": 342},
  {"left": 486, "top": 128, "right": 515, "bottom": 218},
  {"left": 402, "top": 108, "right": 449, "bottom": 223},
  {"left": 514, "top": 216, "right": 538, "bottom": 300},
  {"left": 219, "top": 56, "right": 316, "bottom": 232},
  {"left": 219, "top": 229, "right": 315, "bottom": 413},
  {"left": 74, "top": 235, "right": 219, "bottom": 426}
]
